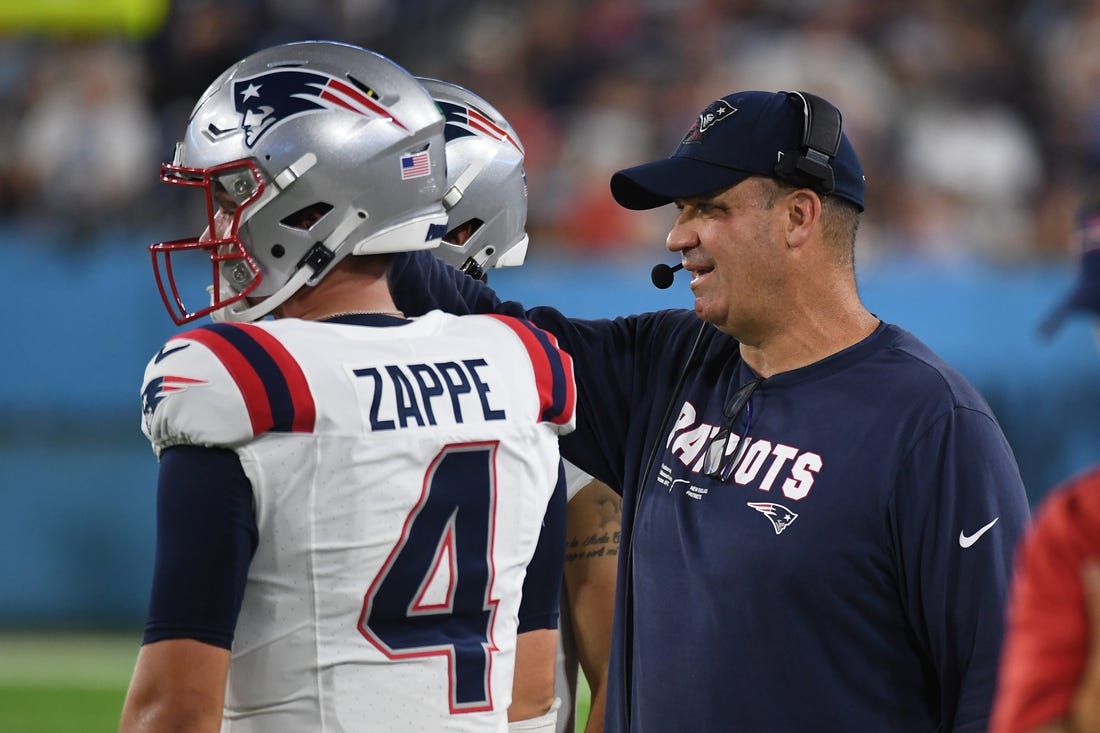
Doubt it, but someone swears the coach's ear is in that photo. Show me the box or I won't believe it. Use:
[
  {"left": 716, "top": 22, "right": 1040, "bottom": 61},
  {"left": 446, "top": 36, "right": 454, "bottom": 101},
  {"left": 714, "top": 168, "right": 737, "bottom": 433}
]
[{"left": 784, "top": 188, "right": 822, "bottom": 251}]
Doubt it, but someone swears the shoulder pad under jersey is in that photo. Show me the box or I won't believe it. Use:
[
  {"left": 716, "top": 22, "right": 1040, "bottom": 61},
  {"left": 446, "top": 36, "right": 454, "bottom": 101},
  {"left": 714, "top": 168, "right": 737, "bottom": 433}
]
[
  {"left": 140, "top": 322, "right": 316, "bottom": 456},
  {"left": 479, "top": 313, "right": 576, "bottom": 435}
]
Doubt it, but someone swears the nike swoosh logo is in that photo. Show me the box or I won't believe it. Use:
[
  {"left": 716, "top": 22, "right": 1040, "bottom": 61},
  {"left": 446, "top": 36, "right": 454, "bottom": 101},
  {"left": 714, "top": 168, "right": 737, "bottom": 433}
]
[
  {"left": 959, "top": 517, "right": 999, "bottom": 548},
  {"left": 154, "top": 343, "right": 190, "bottom": 363}
]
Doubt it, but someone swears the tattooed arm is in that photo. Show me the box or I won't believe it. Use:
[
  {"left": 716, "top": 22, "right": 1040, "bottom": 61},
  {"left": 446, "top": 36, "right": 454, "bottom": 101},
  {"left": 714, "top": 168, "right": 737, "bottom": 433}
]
[{"left": 563, "top": 479, "right": 621, "bottom": 733}]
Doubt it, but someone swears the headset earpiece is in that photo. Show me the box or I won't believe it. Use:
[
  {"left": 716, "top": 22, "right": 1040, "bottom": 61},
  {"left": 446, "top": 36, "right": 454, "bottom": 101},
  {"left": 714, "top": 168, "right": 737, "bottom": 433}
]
[{"left": 774, "top": 90, "right": 842, "bottom": 195}]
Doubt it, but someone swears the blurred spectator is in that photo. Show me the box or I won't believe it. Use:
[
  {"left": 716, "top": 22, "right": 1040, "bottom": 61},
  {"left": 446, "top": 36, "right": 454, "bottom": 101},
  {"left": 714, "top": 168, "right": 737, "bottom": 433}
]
[
  {"left": 9, "top": 40, "right": 159, "bottom": 241},
  {"left": 1026, "top": 0, "right": 1100, "bottom": 171},
  {"left": 887, "top": 96, "right": 1044, "bottom": 262},
  {"left": 0, "top": 37, "right": 42, "bottom": 220},
  {"left": 142, "top": 0, "right": 257, "bottom": 153},
  {"left": 550, "top": 69, "right": 666, "bottom": 254}
]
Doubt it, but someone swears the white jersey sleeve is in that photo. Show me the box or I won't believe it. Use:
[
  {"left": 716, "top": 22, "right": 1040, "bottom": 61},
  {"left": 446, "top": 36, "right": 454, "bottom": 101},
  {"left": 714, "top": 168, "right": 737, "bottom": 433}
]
[
  {"left": 140, "top": 333, "right": 256, "bottom": 455},
  {"left": 562, "top": 460, "right": 594, "bottom": 502}
]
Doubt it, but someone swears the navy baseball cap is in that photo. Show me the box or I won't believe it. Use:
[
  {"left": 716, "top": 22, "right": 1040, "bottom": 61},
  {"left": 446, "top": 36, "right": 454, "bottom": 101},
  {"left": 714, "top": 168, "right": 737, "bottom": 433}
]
[
  {"left": 610, "top": 90, "right": 866, "bottom": 212},
  {"left": 1039, "top": 187, "right": 1100, "bottom": 337}
]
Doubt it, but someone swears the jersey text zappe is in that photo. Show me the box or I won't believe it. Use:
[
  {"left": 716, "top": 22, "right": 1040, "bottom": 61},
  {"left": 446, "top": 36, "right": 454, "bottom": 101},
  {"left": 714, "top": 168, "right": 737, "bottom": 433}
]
[{"left": 355, "top": 358, "right": 508, "bottom": 430}]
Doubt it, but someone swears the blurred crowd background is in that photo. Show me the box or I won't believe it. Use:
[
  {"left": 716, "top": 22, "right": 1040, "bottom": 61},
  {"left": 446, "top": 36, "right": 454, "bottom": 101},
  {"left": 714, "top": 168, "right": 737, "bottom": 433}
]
[
  {"left": 4, "top": 0, "right": 1100, "bottom": 630},
  {"left": 2, "top": 0, "right": 1099, "bottom": 264}
]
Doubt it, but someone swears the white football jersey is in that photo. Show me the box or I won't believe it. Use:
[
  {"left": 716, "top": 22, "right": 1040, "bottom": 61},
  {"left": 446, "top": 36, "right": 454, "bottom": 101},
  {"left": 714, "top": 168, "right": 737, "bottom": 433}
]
[{"left": 140, "top": 311, "right": 576, "bottom": 733}]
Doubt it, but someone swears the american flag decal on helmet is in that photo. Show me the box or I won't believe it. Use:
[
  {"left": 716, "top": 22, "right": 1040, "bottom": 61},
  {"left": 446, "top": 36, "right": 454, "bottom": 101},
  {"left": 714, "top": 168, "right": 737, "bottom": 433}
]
[
  {"left": 400, "top": 150, "right": 431, "bottom": 179},
  {"left": 233, "top": 69, "right": 407, "bottom": 148}
]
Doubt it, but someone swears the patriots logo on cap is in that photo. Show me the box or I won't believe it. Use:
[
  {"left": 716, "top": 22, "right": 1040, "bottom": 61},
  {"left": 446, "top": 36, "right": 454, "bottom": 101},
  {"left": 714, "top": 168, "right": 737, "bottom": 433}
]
[
  {"left": 681, "top": 100, "right": 737, "bottom": 145},
  {"left": 747, "top": 502, "right": 799, "bottom": 535},
  {"left": 437, "top": 100, "right": 522, "bottom": 152},
  {"left": 233, "top": 70, "right": 407, "bottom": 147}
]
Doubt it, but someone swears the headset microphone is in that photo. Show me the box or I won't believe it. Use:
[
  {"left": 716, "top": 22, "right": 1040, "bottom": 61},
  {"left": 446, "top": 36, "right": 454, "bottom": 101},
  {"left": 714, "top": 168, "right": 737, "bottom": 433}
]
[{"left": 651, "top": 262, "right": 683, "bottom": 290}]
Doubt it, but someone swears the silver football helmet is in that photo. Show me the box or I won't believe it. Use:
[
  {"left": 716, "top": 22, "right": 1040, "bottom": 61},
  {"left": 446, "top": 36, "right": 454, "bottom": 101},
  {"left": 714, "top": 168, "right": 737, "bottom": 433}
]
[
  {"left": 152, "top": 41, "right": 449, "bottom": 324},
  {"left": 418, "top": 78, "right": 528, "bottom": 280}
]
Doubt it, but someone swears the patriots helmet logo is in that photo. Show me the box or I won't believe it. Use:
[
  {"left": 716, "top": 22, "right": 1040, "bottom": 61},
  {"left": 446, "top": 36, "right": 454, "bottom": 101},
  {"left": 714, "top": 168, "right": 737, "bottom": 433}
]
[
  {"left": 233, "top": 70, "right": 407, "bottom": 147},
  {"left": 747, "top": 502, "right": 799, "bottom": 535},
  {"left": 436, "top": 100, "right": 522, "bottom": 152},
  {"left": 681, "top": 100, "right": 737, "bottom": 145}
]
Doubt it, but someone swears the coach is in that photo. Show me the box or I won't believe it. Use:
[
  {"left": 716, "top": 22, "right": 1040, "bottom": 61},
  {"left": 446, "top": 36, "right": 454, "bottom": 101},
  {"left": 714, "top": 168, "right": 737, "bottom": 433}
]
[{"left": 390, "top": 89, "right": 1031, "bottom": 732}]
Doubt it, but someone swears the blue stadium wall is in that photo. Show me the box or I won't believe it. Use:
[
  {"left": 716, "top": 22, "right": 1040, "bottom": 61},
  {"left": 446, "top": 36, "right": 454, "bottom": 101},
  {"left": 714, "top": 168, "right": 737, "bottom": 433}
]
[{"left": 3, "top": 238, "right": 1099, "bottom": 628}]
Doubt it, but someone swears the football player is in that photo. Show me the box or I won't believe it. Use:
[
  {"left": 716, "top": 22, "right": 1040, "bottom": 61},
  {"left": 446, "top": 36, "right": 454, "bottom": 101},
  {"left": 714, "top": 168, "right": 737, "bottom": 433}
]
[{"left": 120, "top": 41, "right": 574, "bottom": 733}]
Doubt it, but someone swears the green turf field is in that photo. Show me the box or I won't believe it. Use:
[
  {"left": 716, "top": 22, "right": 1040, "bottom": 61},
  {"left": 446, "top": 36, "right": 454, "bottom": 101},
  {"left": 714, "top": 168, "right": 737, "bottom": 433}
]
[
  {"left": 0, "top": 632, "right": 137, "bottom": 733},
  {"left": 0, "top": 631, "right": 590, "bottom": 731}
]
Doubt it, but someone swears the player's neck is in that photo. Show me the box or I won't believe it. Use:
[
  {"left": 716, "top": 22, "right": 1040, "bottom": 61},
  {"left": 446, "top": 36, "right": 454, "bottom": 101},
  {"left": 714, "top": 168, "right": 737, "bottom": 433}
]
[{"left": 278, "top": 259, "right": 400, "bottom": 321}]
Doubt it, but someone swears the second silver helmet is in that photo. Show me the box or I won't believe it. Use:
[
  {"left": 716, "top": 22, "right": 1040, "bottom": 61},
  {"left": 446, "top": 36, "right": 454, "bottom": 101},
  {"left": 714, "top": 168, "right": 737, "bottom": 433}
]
[{"left": 419, "top": 78, "right": 529, "bottom": 280}]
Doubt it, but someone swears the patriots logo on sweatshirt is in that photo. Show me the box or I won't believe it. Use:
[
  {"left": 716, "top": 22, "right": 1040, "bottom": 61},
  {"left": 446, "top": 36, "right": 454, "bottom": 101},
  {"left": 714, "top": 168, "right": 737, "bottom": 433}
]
[{"left": 747, "top": 502, "right": 799, "bottom": 534}]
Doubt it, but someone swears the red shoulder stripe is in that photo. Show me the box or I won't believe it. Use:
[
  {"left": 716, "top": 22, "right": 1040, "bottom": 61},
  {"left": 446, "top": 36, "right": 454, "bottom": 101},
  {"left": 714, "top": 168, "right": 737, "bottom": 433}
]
[
  {"left": 175, "top": 329, "right": 273, "bottom": 436},
  {"left": 485, "top": 315, "right": 575, "bottom": 426},
  {"left": 237, "top": 323, "right": 316, "bottom": 433}
]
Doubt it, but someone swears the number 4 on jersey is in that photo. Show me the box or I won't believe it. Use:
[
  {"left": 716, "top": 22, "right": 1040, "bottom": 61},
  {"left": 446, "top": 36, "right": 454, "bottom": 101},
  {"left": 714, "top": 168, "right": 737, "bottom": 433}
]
[{"left": 359, "top": 443, "right": 500, "bottom": 713}]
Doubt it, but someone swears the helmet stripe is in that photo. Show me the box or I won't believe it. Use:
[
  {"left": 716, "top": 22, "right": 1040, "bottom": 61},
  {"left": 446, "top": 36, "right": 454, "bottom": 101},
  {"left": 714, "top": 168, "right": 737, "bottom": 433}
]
[{"left": 322, "top": 78, "right": 408, "bottom": 131}]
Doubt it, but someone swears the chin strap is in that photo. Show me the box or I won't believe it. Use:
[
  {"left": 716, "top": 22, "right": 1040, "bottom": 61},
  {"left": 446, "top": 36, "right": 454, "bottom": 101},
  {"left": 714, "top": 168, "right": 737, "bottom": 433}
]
[
  {"left": 442, "top": 157, "right": 488, "bottom": 210},
  {"left": 220, "top": 205, "right": 368, "bottom": 322},
  {"left": 206, "top": 284, "right": 231, "bottom": 323},
  {"left": 220, "top": 262, "right": 317, "bottom": 322}
]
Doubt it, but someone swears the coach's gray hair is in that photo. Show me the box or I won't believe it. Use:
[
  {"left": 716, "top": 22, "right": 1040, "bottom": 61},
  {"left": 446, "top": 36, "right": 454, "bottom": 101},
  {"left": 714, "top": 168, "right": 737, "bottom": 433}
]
[{"left": 758, "top": 177, "right": 861, "bottom": 266}]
